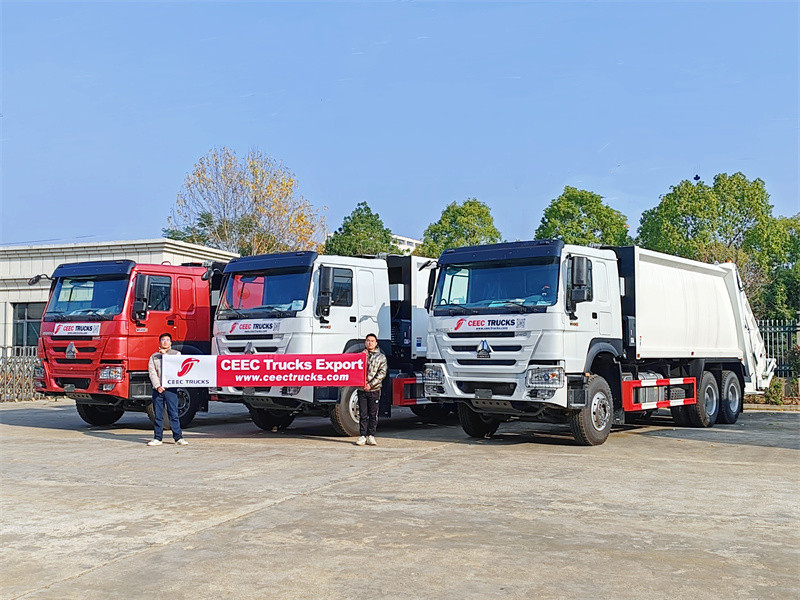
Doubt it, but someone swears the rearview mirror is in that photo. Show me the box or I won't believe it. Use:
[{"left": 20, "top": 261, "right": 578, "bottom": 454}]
[
  {"left": 424, "top": 269, "right": 437, "bottom": 311},
  {"left": 571, "top": 256, "right": 588, "bottom": 287},
  {"left": 317, "top": 266, "right": 333, "bottom": 318},
  {"left": 132, "top": 300, "right": 148, "bottom": 321}
]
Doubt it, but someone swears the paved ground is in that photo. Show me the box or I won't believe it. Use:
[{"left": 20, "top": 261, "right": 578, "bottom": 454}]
[{"left": 1, "top": 399, "right": 798, "bottom": 600}]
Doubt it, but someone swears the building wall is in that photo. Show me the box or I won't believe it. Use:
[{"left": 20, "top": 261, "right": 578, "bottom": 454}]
[{"left": 0, "top": 239, "right": 237, "bottom": 347}]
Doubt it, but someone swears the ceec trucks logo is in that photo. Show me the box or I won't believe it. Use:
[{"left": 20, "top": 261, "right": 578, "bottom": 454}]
[
  {"left": 450, "top": 317, "right": 526, "bottom": 332},
  {"left": 177, "top": 358, "right": 200, "bottom": 377},
  {"left": 227, "top": 320, "right": 281, "bottom": 335},
  {"left": 52, "top": 323, "right": 101, "bottom": 336}
]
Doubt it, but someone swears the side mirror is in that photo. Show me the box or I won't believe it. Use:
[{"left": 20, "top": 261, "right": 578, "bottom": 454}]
[
  {"left": 569, "top": 287, "right": 589, "bottom": 303},
  {"left": 317, "top": 266, "right": 333, "bottom": 318},
  {"left": 571, "top": 256, "right": 588, "bottom": 287},
  {"left": 424, "top": 269, "right": 437, "bottom": 311},
  {"left": 132, "top": 300, "right": 148, "bottom": 321}
]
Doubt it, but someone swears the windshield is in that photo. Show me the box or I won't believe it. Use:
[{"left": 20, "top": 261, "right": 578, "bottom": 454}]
[
  {"left": 217, "top": 268, "right": 312, "bottom": 319},
  {"left": 434, "top": 257, "right": 560, "bottom": 313},
  {"left": 45, "top": 276, "right": 130, "bottom": 320}
]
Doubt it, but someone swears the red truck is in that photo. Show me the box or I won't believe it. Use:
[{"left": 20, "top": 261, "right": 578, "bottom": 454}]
[{"left": 32, "top": 259, "right": 224, "bottom": 427}]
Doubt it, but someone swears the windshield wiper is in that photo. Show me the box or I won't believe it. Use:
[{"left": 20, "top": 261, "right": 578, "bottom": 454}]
[
  {"left": 491, "top": 301, "right": 529, "bottom": 313},
  {"left": 46, "top": 310, "right": 66, "bottom": 322},
  {"left": 219, "top": 308, "right": 246, "bottom": 319}
]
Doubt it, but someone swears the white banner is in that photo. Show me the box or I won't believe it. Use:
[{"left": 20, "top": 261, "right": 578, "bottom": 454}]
[
  {"left": 449, "top": 316, "right": 526, "bottom": 333},
  {"left": 51, "top": 322, "right": 102, "bottom": 336}
]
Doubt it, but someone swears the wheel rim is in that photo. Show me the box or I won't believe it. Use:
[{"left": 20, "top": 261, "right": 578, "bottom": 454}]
[
  {"left": 590, "top": 391, "right": 612, "bottom": 431},
  {"left": 347, "top": 390, "right": 359, "bottom": 423},
  {"left": 704, "top": 384, "right": 718, "bottom": 418},
  {"left": 726, "top": 382, "right": 740, "bottom": 413},
  {"left": 176, "top": 389, "right": 191, "bottom": 417}
]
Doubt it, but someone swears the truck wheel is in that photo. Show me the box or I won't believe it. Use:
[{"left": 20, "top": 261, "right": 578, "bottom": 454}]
[
  {"left": 248, "top": 406, "right": 295, "bottom": 431},
  {"left": 145, "top": 388, "right": 200, "bottom": 430},
  {"left": 75, "top": 403, "right": 124, "bottom": 426},
  {"left": 717, "top": 371, "right": 742, "bottom": 424},
  {"left": 568, "top": 374, "right": 613, "bottom": 446},
  {"left": 330, "top": 387, "right": 361, "bottom": 437},
  {"left": 687, "top": 371, "right": 719, "bottom": 428},
  {"left": 457, "top": 403, "right": 501, "bottom": 438},
  {"left": 410, "top": 404, "right": 450, "bottom": 422},
  {"left": 670, "top": 406, "right": 692, "bottom": 427}
]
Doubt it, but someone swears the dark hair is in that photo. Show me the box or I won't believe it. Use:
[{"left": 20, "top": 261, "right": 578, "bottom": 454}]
[
  {"left": 159, "top": 332, "right": 173, "bottom": 342},
  {"left": 365, "top": 333, "right": 378, "bottom": 341}
]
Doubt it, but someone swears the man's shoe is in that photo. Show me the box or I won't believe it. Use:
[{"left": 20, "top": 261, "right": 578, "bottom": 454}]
[
  {"left": 146, "top": 439, "right": 162, "bottom": 446},
  {"left": 355, "top": 436, "right": 367, "bottom": 446},
  {"left": 175, "top": 438, "right": 188, "bottom": 446},
  {"left": 367, "top": 435, "right": 377, "bottom": 446}
]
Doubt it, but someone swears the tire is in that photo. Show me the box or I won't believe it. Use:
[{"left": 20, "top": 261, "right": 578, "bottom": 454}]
[
  {"left": 568, "top": 374, "right": 613, "bottom": 446},
  {"left": 687, "top": 371, "right": 719, "bottom": 428},
  {"left": 717, "top": 371, "right": 742, "bottom": 424},
  {"left": 330, "top": 387, "right": 361, "bottom": 437},
  {"left": 146, "top": 388, "right": 200, "bottom": 430},
  {"left": 248, "top": 406, "right": 295, "bottom": 431},
  {"left": 457, "top": 403, "right": 501, "bottom": 438},
  {"left": 75, "top": 403, "right": 124, "bottom": 426},
  {"left": 410, "top": 404, "right": 450, "bottom": 422},
  {"left": 670, "top": 405, "right": 692, "bottom": 427}
]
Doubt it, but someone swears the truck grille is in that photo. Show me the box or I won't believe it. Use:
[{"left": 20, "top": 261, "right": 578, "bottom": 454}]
[
  {"left": 227, "top": 345, "right": 278, "bottom": 353},
  {"left": 456, "top": 382, "right": 517, "bottom": 396},
  {"left": 451, "top": 345, "right": 522, "bottom": 352},
  {"left": 55, "top": 377, "right": 91, "bottom": 390},
  {"left": 456, "top": 359, "right": 516, "bottom": 366},
  {"left": 55, "top": 359, "right": 93, "bottom": 365},
  {"left": 52, "top": 346, "right": 97, "bottom": 353}
]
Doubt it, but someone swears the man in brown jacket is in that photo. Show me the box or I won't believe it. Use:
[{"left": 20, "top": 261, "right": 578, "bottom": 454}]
[
  {"left": 146, "top": 332, "right": 187, "bottom": 446},
  {"left": 355, "top": 333, "right": 387, "bottom": 446}
]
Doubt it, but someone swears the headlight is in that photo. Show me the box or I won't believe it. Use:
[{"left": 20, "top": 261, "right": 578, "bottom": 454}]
[
  {"left": 424, "top": 365, "right": 444, "bottom": 385},
  {"left": 525, "top": 366, "right": 564, "bottom": 388},
  {"left": 98, "top": 366, "right": 125, "bottom": 382}
]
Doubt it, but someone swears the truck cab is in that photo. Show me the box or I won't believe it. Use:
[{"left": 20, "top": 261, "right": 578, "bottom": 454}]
[
  {"left": 34, "top": 259, "right": 221, "bottom": 427},
  {"left": 212, "top": 251, "right": 433, "bottom": 435}
]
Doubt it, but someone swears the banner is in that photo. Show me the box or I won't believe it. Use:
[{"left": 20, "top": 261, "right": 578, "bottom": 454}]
[
  {"left": 50, "top": 322, "right": 102, "bottom": 336},
  {"left": 162, "top": 353, "right": 366, "bottom": 388},
  {"left": 449, "top": 316, "right": 527, "bottom": 333}
]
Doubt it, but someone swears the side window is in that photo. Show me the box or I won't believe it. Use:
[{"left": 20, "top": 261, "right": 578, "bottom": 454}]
[
  {"left": 331, "top": 269, "right": 352, "bottom": 307},
  {"left": 147, "top": 276, "right": 172, "bottom": 311}
]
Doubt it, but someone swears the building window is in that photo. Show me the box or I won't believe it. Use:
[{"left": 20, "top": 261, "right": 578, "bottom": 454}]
[{"left": 13, "top": 303, "right": 46, "bottom": 347}]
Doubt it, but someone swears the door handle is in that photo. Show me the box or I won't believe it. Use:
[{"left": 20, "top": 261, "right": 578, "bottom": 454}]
[
  {"left": 167, "top": 319, "right": 175, "bottom": 325},
  {"left": 349, "top": 316, "right": 357, "bottom": 322},
  {"left": 591, "top": 313, "right": 597, "bottom": 319}
]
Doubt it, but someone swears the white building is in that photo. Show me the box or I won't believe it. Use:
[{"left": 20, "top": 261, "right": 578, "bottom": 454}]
[
  {"left": 0, "top": 239, "right": 238, "bottom": 348},
  {"left": 391, "top": 234, "right": 423, "bottom": 255}
]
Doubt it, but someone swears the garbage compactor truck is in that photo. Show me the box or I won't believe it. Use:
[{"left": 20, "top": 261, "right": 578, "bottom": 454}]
[
  {"left": 211, "top": 251, "right": 437, "bottom": 435},
  {"left": 422, "top": 240, "right": 775, "bottom": 445}
]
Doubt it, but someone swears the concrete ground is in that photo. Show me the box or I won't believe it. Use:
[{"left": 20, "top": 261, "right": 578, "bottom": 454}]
[{"left": 1, "top": 399, "right": 798, "bottom": 600}]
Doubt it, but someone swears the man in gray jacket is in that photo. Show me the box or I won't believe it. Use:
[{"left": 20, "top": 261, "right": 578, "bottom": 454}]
[
  {"left": 146, "top": 332, "right": 187, "bottom": 446},
  {"left": 355, "top": 333, "right": 387, "bottom": 446}
]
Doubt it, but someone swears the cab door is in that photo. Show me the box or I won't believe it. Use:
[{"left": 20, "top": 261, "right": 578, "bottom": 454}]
[
  {"left": 313, "top": 266, "right": 359, "bottom": 353},
  {"left": 127, "top": 273, "right": 176, "bottom": 372},
  {"left": 563, "top": 256, "right": 602, "bottom": 374}
]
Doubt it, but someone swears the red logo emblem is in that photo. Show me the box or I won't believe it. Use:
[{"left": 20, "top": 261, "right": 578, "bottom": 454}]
[
  {"left": 454, "top": 318, "right": 466, "bottom": 331},
  {"left": 177, "top": 358, "right": 200, "bottom": 377}
]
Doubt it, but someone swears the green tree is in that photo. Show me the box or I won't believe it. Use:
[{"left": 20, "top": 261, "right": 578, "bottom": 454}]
[
  {"left": 414, "top": 198, "right": 501, "bottom": 258},
  {"left": 164, "top": 146, "right": 326, "bottom": 256},
  {"left": 637, "top": 172, "right": 795, "bottom": 318},
  {"left": 324, "top": 202, "right": 399, "bottom": 256},
  {"left": 534, "top": 186, "right": 632, "bottom": 246}
]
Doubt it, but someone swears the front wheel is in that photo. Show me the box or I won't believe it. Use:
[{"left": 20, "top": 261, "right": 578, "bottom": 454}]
[
  {"left": 330, "top": 387, "right": 361, "bottom": 437},
  {"left": 569, "top": 374, "right": 613, "bottom": 446},
  {"left": 248, "top": 406, "right": 295, "bottom": 431},
  {"left": 76, "top": 403, "right": 124, "bottom": 426},
  {"left": 146, "top": 388, "right": 200, "bottom": 430},
  {"left": 457, "top": 403, "right": 501, "bottom": 438}
]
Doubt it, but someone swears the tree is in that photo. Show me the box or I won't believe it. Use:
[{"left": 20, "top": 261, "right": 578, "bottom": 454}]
[
  {"left": 637, "top": 172, "right": 794, "bottom": 319},
  {"left": 534, "top": 187, "right": 632, "bottom": 246},
  {"left": 324, "top": 202, "right": 399, "bottom": 256},
  {"left": 164, "top": 146, "right": 325, "bottom": 256},
  {"left": 414, "top": 198, "right": 501, "bottom": 258}
]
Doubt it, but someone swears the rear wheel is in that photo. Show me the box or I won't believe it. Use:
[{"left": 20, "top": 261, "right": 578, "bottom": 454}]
[
  {"left": 248, "top": 406, "right": 295, "bottom": 431},
  {"left": 457, "top": 403, "right": 501, "bottom": 438},
  {"left": 330, "top": 387, "right": 361, "bottom": 437},
  {"left": 687, "top": 371, "right": 719, "bottom": 428},
  {"left": 75, "top": 403, "right": 124, "bottom": 426},
  {"left": 569, "top": 374, "right": 614, "bottom": 446},
  {"left": 717, "top": 371, "right": 742, "bottom": 424}
]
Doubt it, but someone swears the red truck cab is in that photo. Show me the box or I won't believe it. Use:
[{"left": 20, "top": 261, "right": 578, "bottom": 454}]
[{"left": 34, "top": 259, "right": 223, "bottom": 427}]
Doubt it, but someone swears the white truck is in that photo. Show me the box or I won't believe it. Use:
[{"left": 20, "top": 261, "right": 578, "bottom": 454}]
[
  {"left": 211, "top": 251, "right": 436, "bottom": 435},
  {"left": 423, "top": 240, "right": 775, "bottom": 445}
]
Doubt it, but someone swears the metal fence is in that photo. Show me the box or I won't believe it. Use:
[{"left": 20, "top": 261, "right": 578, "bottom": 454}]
[
  {"left": 758, "top": 319, "right": 799, "bottom": 378},
  {"left": 0, "top": 346, "right": 42, "bottom": 402}
]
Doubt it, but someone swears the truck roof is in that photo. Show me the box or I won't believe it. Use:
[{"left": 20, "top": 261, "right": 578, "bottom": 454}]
[
  {"left": 224, "top": 251, "right": 318, "bottom": 274},
  {"left": 438, "top": 239, "right": 564, "bottom": 265}
]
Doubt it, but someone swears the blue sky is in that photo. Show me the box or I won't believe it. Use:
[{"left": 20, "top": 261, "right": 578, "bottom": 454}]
[{"left": 2, "top": 1, "right": 798, "bottom": 246}]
